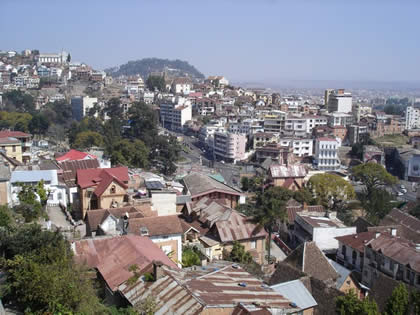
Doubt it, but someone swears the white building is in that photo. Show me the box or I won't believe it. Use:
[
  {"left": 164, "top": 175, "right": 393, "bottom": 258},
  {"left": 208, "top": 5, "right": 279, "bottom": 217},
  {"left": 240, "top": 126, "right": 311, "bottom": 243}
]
[
  {"left": 171, "top": 78, "right": 193, "bottom": 95},
  {"left": 327, "top": 89, "right": 352, "bottom": 113},
  {"left": 278, "top": 138, "right": 314, "bottom": 157},
  {"left": 327, "top": 112, "right": 354, "bottom": 127},
  {"left": 314, "top": 137, "right": 341, "bottom": 171},
  {"left": 10, "top": 170, "right": 67, "bottom": 207},
  {"left": 263, "top": 112, "right": 286, "bottom": 133},
  {"left": 405, "top": 106, "right": 420, "bottom": 130},
  {"left": 71, "top": 96, "right": 98, "bottom": 121},
  {"left": 38, "top": 51, "right": 69, "bottom": 64},
  {"left": 213, "top": 132, "right": 247, "bottom": 162},
  {"left": 160, "top": 97, "right": 192, "bottom": 131},
  {"left": 228, "top": 119, "right": 263, "bottom": 135},
  {"left": 293, "top": 213, "right": 356, "bottom": 252}
]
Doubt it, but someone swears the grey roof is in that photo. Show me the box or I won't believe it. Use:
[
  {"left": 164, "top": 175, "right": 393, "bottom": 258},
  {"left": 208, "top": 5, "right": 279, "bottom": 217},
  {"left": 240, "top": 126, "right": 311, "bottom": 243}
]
[
  {"left": 328, "top": 259, "right": 351, "bottom": 290},
  {"left": 145, "top": 180, "right": 165, "bottom": 190},
  {"left": 270, "top": 279, "right": 317, "bottom": 310},
  {"left": 182, "top": 173, "right": 241, "bottom": 197},
  {"left": 176, "top": 195, "right": 191, "bottom": 204},
  {"left": 11, "top": 170, "right": 58, "bottom": 185}
]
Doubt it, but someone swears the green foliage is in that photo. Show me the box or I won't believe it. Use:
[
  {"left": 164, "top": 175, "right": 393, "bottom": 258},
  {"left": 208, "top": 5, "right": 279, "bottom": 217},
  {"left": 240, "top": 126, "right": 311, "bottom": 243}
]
[
  {"left": 359, "top": 188, "right": 394, "bottom": 224},
  {"left": 29, "top": 113, "right": 50, "bottom": 135},
  {"left": 146, "top": 75, "right": 166, "bottom": 92},
  {"left": 36, "top": 179, "right": 48, "bottom": 206},
  {"left": 0, "top": 224, "right": 106, "bottom": 314},
  {"left": 0, "top": 111, "right": 33, "bottom": 132},
  {"left": 3, "top": 90, "right": 35, "bottom": 113},
  {"left": 136, "top": 295, "right": 158, "bottom": 315},
  {"left": 384, "top": 283, "right": 410, "bottom": 315},
  {"left": 109, "top": 139, "right": 149, "bottom": 168},
  {"left": 106, "top": 57, "right": 204, "bottom": 79},
  {"left": 352, "top": 163, "right": 398, "bottom": 197},
  {"left": 41, "top": 100, "right": 74, "bottom": 127},
  {"left": 15, "top": 181, "right": 47, "bottom": 222},
  {"left": 73, "top": 130, "right": 104, "bottom": 149},
  {"left": 106, "top": 306, "right": 138, "bottom": 315},
  {"left": 336, "top": 289, "right": 379, "bottom": 315},
  {"left": 241, "top": 176, "right": 250, "bottom": 191},
  {"left": 0, "top": 205, "right": 13, "bottom": 229},
  {"left": 127, "top": 102, "right": 159, "bottom": 146},
  {"left": 307, "top": 173, "right": 356, "bottom": 208},
  {"left": 182, "top": 247, "right": 201, "bottom": 267},
  {"left": 226, "top": 241, "right": 253, "bottom": 264},
  {"left": 409, "top": 204, "right": 420, "bottom": 219}
]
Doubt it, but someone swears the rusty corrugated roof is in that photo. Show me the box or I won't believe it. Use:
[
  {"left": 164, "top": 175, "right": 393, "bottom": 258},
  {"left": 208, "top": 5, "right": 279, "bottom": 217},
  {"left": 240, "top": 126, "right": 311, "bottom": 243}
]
[{"left": 269, "top": 164, "right": 307, "bottom": 179}]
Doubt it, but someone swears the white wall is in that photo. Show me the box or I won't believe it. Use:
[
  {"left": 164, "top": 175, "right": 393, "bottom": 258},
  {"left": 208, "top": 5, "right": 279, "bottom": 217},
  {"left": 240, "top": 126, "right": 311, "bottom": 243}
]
[
  {"left": 150, "top": 234, "right": 182, "bottom": 267},
  {"left": 151, "top": 192, "right": 177, "bottom": 216},
  {"left": 313, "top": 226, "right": 356, "bottom": 251}
]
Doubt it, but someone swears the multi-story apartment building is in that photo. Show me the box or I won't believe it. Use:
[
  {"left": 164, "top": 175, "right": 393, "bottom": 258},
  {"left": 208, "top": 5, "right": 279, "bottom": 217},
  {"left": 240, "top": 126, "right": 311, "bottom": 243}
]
[
  {"left": 314, "top": 137, "right": 341, "bottom": 171},
  {"left": 327, "top": 112, "right": 354, "bottom": 127},
  {"left": 263, "top": 112, "right": 286, "bottom": 133},
  {"left": 283, "top": 115, "right": 328, "bottom": 136},
  {"left": 160, "top": 97, "right": 192, "bottom": 131},
  {"left": 213, "top": 132, "right": 246, "bottom": 163},
  {"left": 327, "top": 89, "right": 353, "bottom": 113},
  {"left": 362, "top": 233, "right": 420, "bottom": 290},
  {"left": 228, "top": 119, "right": 263, "bottom": 135},
  {"left": 71, "top": 96, "right": 98, "bottom": 121},
  {"left": 405, "top": 106, "right": 420, "bottom": 130},
  {"left": 278, "top": 138, "right": 314, "bottom": 157}
]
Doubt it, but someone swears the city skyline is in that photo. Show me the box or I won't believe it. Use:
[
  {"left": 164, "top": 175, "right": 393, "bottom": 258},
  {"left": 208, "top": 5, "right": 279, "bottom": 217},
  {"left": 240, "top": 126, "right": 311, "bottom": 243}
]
[{"left": 2, "top": 0, "right": 420, "bottom": 83}]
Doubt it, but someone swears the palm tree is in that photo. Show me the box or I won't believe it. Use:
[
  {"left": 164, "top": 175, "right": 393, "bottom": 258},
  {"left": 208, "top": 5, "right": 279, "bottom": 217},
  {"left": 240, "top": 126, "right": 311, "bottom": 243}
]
[{"left": 251, "top": 194, "right": 288, "bottom": 263}]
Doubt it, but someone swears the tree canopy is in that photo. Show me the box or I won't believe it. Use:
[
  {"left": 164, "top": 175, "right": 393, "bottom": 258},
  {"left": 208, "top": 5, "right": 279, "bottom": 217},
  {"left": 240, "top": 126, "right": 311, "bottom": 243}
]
[
  {"left": 307, "top": 173, "right": 356, "bottom": 209},
  {"left": 146, "top": 75, "right": 166, "bottom": 92},
  {"left": 336, "top": 289, "right": 379, "bottom": 315},
  {"left": 352, "top": 163, "right": 397, "bottom": 198}
]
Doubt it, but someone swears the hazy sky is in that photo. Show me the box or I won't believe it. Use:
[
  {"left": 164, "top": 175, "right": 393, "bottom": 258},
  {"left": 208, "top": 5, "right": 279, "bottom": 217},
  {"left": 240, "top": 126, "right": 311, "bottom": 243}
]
[{"left": 2, "top": 0, "right": 420, "bottom": 83}]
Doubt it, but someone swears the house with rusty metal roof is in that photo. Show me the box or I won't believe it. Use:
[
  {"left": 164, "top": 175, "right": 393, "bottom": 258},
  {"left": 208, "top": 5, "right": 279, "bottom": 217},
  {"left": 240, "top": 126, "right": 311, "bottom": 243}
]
[
  {"left": 72, "top": 234, "right": 179, "bottom": 304},
  {"left": 118, "top": 263, "right": 299, "bottom": 315},
  {"left": 378, "top": 208, "right": 420, "bottom": 243},
  {"left": 361, "top": 233, "right": 420, "bottom": 290},
  {"left": 268, "top": 164, "right": 307, "bottom": 191},
  {"left": 181, "top": 172, "right": 244, "bottom": 208},
  {"left": 180, "top": 197, "right": 267, "bottom": 264}
]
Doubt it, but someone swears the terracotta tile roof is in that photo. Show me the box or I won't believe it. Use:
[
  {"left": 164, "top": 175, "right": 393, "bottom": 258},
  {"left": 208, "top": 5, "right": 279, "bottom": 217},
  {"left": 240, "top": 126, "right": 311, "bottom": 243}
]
[
  {"left": 73, "top": 235, "right": 178, "bottom": 291},
  {"left": 0, "top": 130, "right": 31, "bottom": 138},
  {"left": 128, "top": 215, "right": 183, "bottom": 236},
  {"left": 56, "top": 149, "right": 97, "bottom": 162},
  {"left": 335, "top": 231, "right": 376, "bottom": 253},
  {"left": 76, "top": 167, "right": 129, "bottom": 189},
  {"left": 284, "top": 242, "right": 338, "bottom": 282}
]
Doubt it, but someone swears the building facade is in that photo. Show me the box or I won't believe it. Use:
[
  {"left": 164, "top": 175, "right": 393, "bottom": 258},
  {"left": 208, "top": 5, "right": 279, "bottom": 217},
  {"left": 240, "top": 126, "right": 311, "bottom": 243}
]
[{"left": 314, "top": 137, "right": 341, "bottom": 171}]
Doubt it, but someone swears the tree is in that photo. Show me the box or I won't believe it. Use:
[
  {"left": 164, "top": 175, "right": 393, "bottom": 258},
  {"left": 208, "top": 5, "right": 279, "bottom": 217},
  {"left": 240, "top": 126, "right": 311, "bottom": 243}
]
[
  {"left": 307, "top": 173, "right": 356, "bottom": 209},
  {"left": 36, "top": 180, "right": 49, "bottom": 206},
  {"left": 0, "top": 205, "right": 13, "bottom": 229},
  {"left": 352, "top": 163, "right": 397, "bottom": 198},
  {"left": 384, "top": 283, "right": 410, "bottom": 315},
  {"left": 241, "top": 177, "right": 250, "bottom": 191},
  {"left": 336, "top": 289, "right": 379, "bottom": 315},
  {"left": 73, "top": 130, "right": 104, "bottom": 149},
  {"left": 182, "top": 247, "right": 201, "bottom": 267},
  {"left": 109, "top": 139, "right": 149, "bottom": 169},
  {"left": 29, "top": 113, "right": 50, "bottom": 135},
  {"left": 67, "top": 53, "right": 71, "bottom": 63},
  {"left": 226, "top": 241, "right": 253, "bottom": 264},
  {"left": 146, "top": 75, "right": 165, "bottom": 92},
  {"left": 252, "top": 187, "right": 289, "bottom": 261},
  {"left": 360, "top": 188, "right": 394, "bottom": 224}
]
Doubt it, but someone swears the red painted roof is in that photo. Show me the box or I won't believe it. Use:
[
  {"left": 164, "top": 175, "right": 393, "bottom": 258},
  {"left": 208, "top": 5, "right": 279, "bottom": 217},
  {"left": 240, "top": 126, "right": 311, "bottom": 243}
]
[
  {"left": 93, "top": 170, "right": 128, "bottom": 197},
  {"left": 56, "top": 149, "right": 97, "bottom": 162},
  {"left": 335, "top": 231, "right": 376, "bottom": 253},
  {"left": 0, "top": 130, "right": 31, "bottom": 138},
  {"left": 73, "top": 235, "right": 178, "bottom": 291},
  {"left": 76, "top": 167, "right": 129, "bottom": 189}
]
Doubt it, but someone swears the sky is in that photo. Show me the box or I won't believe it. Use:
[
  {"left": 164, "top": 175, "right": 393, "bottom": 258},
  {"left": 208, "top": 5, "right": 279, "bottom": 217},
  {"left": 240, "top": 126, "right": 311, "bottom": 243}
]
[{"left": 2, "top": 0, "right": 420, "bottom": 84}]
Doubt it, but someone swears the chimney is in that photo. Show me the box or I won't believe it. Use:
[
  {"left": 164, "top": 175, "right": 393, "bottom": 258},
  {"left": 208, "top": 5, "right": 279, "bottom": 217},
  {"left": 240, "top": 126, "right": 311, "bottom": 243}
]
[
  {"left": 153, "top": 261, "right": 164, "bottom": 281},
  {"left": 390, "top": 228, "right": 397, "bottom": 236}
]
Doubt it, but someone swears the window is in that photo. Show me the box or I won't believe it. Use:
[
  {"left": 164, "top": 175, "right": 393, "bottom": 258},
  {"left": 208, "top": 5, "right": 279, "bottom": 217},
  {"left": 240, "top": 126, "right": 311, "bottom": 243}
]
[
  {"left": 48, "top": 193, "right": 53, "bottom": 200},
  {"left": 341, "top": 245, "right": 346, "bottom": 256},
  {"left": 110, "top": 185, "right": 116, "bottom": 194},
  {"left": 250, "top": 240, "right": 256, "bottom": 249},
  {"left": 406, "top": 268, "right": 411, "bottom": 280},
  {"left": 57, "top": 192, "right": 62, "bottom": 200},
  {"left": 12, "top": 145, "right": 16, "bottom": 152}
]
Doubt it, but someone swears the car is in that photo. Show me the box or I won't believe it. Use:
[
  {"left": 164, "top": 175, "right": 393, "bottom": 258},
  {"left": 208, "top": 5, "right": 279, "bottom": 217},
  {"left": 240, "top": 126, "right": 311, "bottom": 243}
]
[
  {"left": 397, "top": 191, "right": 404, "bottom": 196},
  {"left": 400, "top": 184, "right": 406, "bottom": 190}
]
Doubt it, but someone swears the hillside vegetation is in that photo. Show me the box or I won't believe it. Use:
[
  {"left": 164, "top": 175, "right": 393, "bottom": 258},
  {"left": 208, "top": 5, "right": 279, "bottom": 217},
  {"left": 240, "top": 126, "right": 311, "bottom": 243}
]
[{"left": 105, "top": 58, "right": 205, "bottom": 79}]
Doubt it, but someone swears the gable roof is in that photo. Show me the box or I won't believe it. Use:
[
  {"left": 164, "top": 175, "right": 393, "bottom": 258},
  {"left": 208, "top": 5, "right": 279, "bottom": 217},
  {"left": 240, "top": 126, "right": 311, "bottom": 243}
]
[
  {"left": 93, "top": 170, "right": 128, "bottom": 197},
  {"left": 0, "top": 130, "right": 31, "bottom": 138},
  {"left": 182, "top": 173, "right": 241, "bottom": 198},
  {"left": 120, "top": 264, "right": 297, "bottom": 314},
  {"left": 379, "top": 208, "right": 420, "bottom": 242},
  {"left": 270, "top": 280, "right": 317, "bottom": 311},
  {"left": 59, "top": 159, "right": 100, "bottom": 184},
  {"left": 73, "top": 235, "right": 178, "bottom": 291},
  {"left": 128, "top": 215, "right": 183, "bottom": 237},
  {"left": 56, "top": 149, "right": 97, "bottom": 162},
  {"left": 335, "top": 231, "right": 376, "bottom": 253},
  {"left": 76, "top": 167, "right": 129, "bottom": 189},
  {"left": 269, "top": 164, "right": 307, "bottom": 179},
  {"left": 11, "top": 170, "right": 58, "bottom": 185},
  {"left": 284, "top": 242, "right": 338, "bottom": 282}
]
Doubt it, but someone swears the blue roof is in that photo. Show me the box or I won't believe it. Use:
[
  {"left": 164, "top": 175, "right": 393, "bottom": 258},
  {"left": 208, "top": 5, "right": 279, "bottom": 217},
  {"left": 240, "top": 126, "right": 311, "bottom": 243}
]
[
  {"left": 11, "top": 170, "right": 57, "bottom": 185},
  {"left": 271, "top": 279, "right": 317, "bottom": 310},
  {"left": 328, "top": 259, "right": 351, "bottom": 290}
]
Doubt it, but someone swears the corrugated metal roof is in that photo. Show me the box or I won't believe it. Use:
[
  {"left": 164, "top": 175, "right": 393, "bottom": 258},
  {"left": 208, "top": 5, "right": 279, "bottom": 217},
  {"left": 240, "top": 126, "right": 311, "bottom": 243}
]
[
  {"left": 11, "top": 170, "right": 57, "bottom": 185},
  {"left": 269, "top": 164, "right": 307, "bottom": 178},
  {"left": 270, "top": 279, "right": 317, "bottom": 310}
]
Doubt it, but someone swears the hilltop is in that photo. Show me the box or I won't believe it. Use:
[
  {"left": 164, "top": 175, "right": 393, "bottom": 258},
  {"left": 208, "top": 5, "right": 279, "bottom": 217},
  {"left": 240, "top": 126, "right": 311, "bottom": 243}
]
[{"left": 105, "top": 57, "right": 205, "bottom": 79}]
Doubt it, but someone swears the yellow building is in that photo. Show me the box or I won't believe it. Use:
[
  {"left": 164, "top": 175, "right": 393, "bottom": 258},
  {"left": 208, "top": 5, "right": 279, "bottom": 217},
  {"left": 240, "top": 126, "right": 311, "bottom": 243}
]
[{"left": 0, "top": 137, "right": 23, "bottom": 163}]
